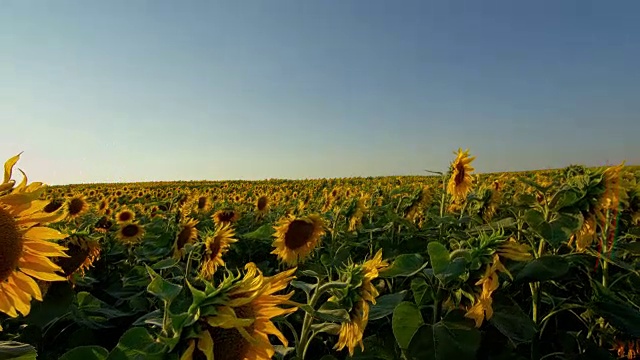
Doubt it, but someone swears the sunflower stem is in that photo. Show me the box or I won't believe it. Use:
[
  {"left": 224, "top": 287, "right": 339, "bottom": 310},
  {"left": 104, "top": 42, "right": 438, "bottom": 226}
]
[
  {"left": 601, "top": 210, "right": 611, "bottom": 288},
  {"left": 297, "top": 281, "right": 349, "bottom": 359}
]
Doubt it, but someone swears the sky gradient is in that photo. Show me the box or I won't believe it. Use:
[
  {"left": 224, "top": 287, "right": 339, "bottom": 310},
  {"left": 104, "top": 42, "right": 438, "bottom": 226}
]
[{"left": 2, "top": 1, "right": 639, "bottom": 185}]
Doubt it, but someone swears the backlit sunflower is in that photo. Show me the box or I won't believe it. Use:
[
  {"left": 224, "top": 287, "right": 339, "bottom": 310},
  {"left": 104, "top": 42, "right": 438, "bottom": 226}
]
[
  {"left": 212, "top": 209, "right": 240, "bottom": 226},
  {"left": 117, "top": 222, "right": 145, "bottom": 244},
  {"left": 173, "top": 218, "right": 199, "bottom": 258},
  {"left": 332, "top": 250, "right": 388, "bottom": 356},
  {"left": 570, "top": 213, "right": 597, "bottom": 252},
  {"left": 464, "top": 254, "right": 509, "bottom": 328},
  {"left": 447, "top": 148, "right": 476, "bottom": 203},
  {"left": 65, "top": 195, "right": 89, "bottom": 219},
  {"left": 56, "top": 234, "right": 101, "bottom": 277},
  {"left": 597, "top": 163, "right": 626, "bottom": 216},
  {"left": 180, "top": 263, "right": 297, "bottom": 360},
  {"left": 115, "top": 208, "right": 135, "bottom": 224},
  {"left": 0, "top": 153, "right": 69, "bottom": 318},
  {"left": 271, "top": 214, "right": 325, "bottom": 266},
  {"left": 199, "top": 224, "right": 238, "bottom": 279}
]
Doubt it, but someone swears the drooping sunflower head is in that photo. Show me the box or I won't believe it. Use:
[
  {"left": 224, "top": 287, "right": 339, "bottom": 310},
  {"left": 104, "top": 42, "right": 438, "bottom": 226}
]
[
  {"left": 570, "top": 213, "right": 597, "bottom": 252},
  {"left": 173, "top": 218, "right": 199, "bottom": 258},
  {"left": 0, "top": 153, "right": 69, "bottom": 318},
  {"left": 196, "top": 195, "right": 210, "bottom": 212},
  {"left": 212, "top": 209, "right": 240, "bottom": 226},
  {"left": 271, "top": 214, "right": 325, "bottom": 266},
  {"left": 56, "top": 234, "right": 101, "bottom": 277},
  {"left": 256, "top": 195, "right": 269, "bottom": 214},
  {"left": 180, "top": 263, "right": 297, "bottom": 360},
  {"left": 65, "top": 195, "right": 89, "bottom": 219},
  {"left": 115, "top": 208, "right": 135, "bottom": 224},
  {"left": 447, "top": 148, "right": 476, "bottom": 203},
  {"left": 598, "top": 163, "right": 627, "bottom": 212},
  {"left": 199, "top": 224, "right": 238, "bottom": 280},
  {"left": 97, "top": 198, "right": 109, "bottom": 213},
  {"left": 117, "top": 222, "right": 145, "bottom": 244},
  {"left": 331, "top": 250, "right": 388, "bottom": 356}
]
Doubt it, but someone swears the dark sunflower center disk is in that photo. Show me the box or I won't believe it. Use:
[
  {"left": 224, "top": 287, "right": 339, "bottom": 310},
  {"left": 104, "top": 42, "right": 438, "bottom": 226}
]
[
  {"left": 454, "top": 163, "right": 466, "bottom": 184},
  {"left": 121, "top": 224, "right": 140, "bottom": 237},
  {"left": 257, "top": 197, "right": 268, "bottom": 210},
  {"left": 208, "top": 236, "right": 222, "bottom": 258},
  {"left": 68, "top": 198, "right": 86, "bottom": 215},
  {"left": 0, "top": 208, "right": 24, "bottom": 282},
  {"left": 284, "top": 220, "right": 315, "bottom": 250},
  {"left": 176, "top": 227, "right": 194, "bottom": 249}
]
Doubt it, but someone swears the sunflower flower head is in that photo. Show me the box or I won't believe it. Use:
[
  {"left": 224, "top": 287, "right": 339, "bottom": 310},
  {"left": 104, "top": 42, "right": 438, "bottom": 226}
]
[
  {"left": 329, "top": 250, "right": 388, "bottom": 356},
  {"left": 570, "top": 213, "right": 597, "bottom": 252},
  {"left": 173, "top": 218, "right": 199, "bottom": 258},
  {"left": 117, "top": 222, "right": 145, "bottom": 244},
  {"left": 465, "top": 254, "right": 509, "bottom": 327},
  {"left": 255, "top": 195, "right": 269, "bottom": 216},
  {"left": 65, "top": 195, "right": 89, "bottom": 219},
  {"left": 212, "top": 209, "right": 240, "bottom": 226},
  {"left": 180, "top": 263, "right": 297, "bottom": 360},
  {"left": 447, "top": 148, "right": 476, "bottom": 203},
  {"left": 199, "top": 224, "right": 238, "bottom": 280},
  {"left": 271, "top": 214, "right": 325, "bottom": 266},
  {"left": 56, "top": 234, "right": 101, "bottom": 277},
  {"left": 0, "top": 153, "right": 69, "bottom": 318},
  {"left": 115, "top": 208, "right": 135, "bottom": 224}
]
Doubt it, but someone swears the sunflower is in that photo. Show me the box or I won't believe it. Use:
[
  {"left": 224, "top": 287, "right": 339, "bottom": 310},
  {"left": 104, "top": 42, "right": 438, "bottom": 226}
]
[
  {"left": 199, "top": 224, "right": 238, "bottom": 280},
  {"left": 196, "top": 195, "right": 210, "bottom": 212},
  {"left": 117, "top": 222, "right": 145, "bottom": 244},
  {"left": 43, "top": 198, "right": 64, "bottom": 214},
  {"left": 464, "top": 255, "right": 509, "bottom": 328},
  {"left": 180, "top": 263, "right": 297, "bottom": 360},
  {"left": 348, "top": 194, "right": 369, "bottom": 231},
  {"left": 115, "top": 208, "right": 135, "bottom": 224},
  {"left": 271, "top": 214, "right": 325, "bottom": 266},
  {"left": 56, "top": 235, "right": 100, "bottom": 277},
  {"left": 255, "top": 195, "right": 269, "bottom": 215},
  {"left": 212, "top": 209, "right": 240, "bottom": 226},
  {"left": 173, "top": 218, "right": 199, "bottom": 258},
  {"left": 333, "top": 250, "right": 388, "bottom": 356},
  {"left": 0, "top": 154, "right": 69, "bottom": 318},
  {"left": 570, "top": 213, "right": 597, "bottom": 252},
  {"left": 97, "top": 199, "right": 109, "bottom": 213},
  {"left": 66, "top": 195, "right": 89, "bottom": 219},
  {"left": 597, "top": 163, "right": 626, "bottom": 215},
  {"left": 447, "top": 148, "right": 476, "bottom": 203}
]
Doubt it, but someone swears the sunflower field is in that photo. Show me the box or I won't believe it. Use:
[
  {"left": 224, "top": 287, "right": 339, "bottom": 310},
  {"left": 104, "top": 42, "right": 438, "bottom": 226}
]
[{"left": 1, "top": 150, "right": 640, "bottom": 360}]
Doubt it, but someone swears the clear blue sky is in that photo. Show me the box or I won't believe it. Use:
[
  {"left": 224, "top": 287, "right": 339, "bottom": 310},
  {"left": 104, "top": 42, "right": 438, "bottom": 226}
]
[{"left": 1, "top": 1, "right": 639, "bottom": 185}]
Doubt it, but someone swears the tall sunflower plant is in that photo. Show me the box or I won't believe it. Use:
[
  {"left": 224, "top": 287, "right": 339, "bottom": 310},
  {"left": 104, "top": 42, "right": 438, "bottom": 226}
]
[{"left": 509, "top": 163, "right": 640, "bottom": 359}]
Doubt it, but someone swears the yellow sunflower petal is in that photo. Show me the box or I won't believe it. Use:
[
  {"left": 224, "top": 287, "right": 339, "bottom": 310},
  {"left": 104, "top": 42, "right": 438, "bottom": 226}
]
[
  {"left": 12, "top": 271, "right": 43, "bottom": 301},
  {"left": 19, "top": 268, "right": 66, "bottom": 282},
  {"left": 0, "top": 289, "right": 19, "bottom": 318},
  {"left": 197, "top": 331, "right": 213, "bottom": 360},
  {"left": 19, "top": 253, "right": 64, "bottom": 273},
  {"left": 23, "top": 239, "right": 69, "bottom": 257},
  {"left": 23, "top": 227, "right": 67, "bottom": 241},
  {"left": 14, "top": 169, "right": 28, "bottom": 191},
  {"left": 3, "top": 279, "right": 31, "bottom": 316},
  {"left": 179, "top": 340, "right": 195, "bottom": 360},
  {"left": 3, "top": 153, "right": 22, "bottom": 184}
]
